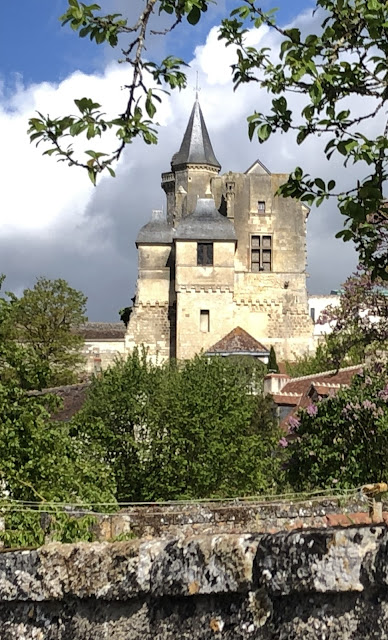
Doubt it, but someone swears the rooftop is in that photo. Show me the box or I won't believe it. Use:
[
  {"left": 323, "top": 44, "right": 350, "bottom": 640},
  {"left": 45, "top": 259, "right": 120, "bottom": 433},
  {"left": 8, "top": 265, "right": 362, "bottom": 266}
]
[
  {"left": 171, "top": 98, "right": 221, "bottom": 170},
  {"left": 175, "top": 198, "right": 236, "bottom": 241},
  {"left": 28, "top": 382, "right": 91, "bottom": 421},
  {"left": 75, "top": 322, "right": 126, "bottom": 340},
  {"left": 137, "top": 209, "right": 174, "bottom": 245},
  {"left": 206, "top": 326, "right": 269, "bottom": 356}
]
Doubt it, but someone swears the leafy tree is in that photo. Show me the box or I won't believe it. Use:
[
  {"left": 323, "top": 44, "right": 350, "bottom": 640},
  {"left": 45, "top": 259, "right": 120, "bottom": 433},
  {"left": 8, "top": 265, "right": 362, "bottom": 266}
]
[
  {"left": 0, "top": 382, "right": 115, "bottom": 505},
  {"left": 71, "top": 349, "right": 158, "bottom": 501},
  {"left": 29, "top": 0, "right": 388, "bottom": 278},
  {"left": 0, "top": 276, "right": 116, "bottom": 547},
  {"left": 318, "top": 267, "right": 388, "bottom": 367},
  {"left": 9, "top": 277, "right": 87, "bottom": 388},
  {"left": 0, "top": 276, "right": 49, "bottom": 390},
  {"left": 73, "top": 350, "right": 280, "bottom": 500},
  {"left": 0, "top": 362, "right": 116, "bottom": 547},
  {"left": 285, "top": 364, "right": 388, "bottom": 490},
  {"left": 286, "top": 267, "right": 387, "bottom": 376}
]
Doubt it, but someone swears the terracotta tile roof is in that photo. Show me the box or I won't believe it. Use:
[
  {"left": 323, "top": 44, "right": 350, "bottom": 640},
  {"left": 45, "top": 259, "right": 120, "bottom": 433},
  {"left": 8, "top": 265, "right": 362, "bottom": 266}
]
[
  {"left": 272, "top": 393, "right": 301, "bottom": 406},
  {"left": 28, "top": 383, "right": 90, "bottom": 421},
  {"left": 280, "top": 364, "right": 363, "bottom": 394},
  {"left": 75, "top": 322, "right": 126, "bottom": 340},
  {"left": 275, "top": 365, "right": 363, "bottom": 432},
  {"left": 206, "top": 327, "right": 269, "bottom": 355}
]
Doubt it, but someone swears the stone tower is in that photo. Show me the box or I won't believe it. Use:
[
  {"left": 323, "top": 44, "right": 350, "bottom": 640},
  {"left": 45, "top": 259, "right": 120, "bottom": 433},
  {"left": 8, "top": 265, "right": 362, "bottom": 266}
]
[
  {"left": 161, "top": 96, "right": 221, "bottom": 226},
  {"left": 125, "top": 98, "right": 314, "bottom": 362}
]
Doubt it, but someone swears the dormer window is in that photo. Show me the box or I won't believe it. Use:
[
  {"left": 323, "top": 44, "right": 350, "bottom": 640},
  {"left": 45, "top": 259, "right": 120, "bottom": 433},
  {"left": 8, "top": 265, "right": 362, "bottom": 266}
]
[
  {"left": 197, "top": 242, "right": 213, "bottom": 266},
  {"left": 258, "top": 201, "right": 266, "bottom": 213}
]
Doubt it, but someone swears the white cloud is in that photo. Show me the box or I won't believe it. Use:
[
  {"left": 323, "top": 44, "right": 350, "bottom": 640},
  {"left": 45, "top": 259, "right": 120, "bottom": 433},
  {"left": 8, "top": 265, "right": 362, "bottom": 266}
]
[{"left": 1, "top": 6, "right": 371, "bottom": 319}]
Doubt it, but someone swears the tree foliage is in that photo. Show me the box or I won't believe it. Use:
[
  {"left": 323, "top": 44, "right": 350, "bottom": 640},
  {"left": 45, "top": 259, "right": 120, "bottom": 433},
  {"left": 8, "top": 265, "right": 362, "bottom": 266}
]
[
  {"left": 286, "top": 364, "right": 388, "bottom": 490},
  {"left": 318, "top": 267, "right": 388, "bottom": 366},
  {"left": 0, "top": 382, "right": 115, "bottom": 505},
  {"left": 286, "top": 267, "right": 387, "bottom": 376},
  {"left": 73, "top": 350, "right": 281, "bottom": 500},
  {"left": 28, "top": 0, "right": 388, "bottom": 278},
  {"left": 0, "top": 276, "right": 115, "bottom": 546},
  {"left": 220, "top": 0, "right": 388, "bottom": 278},
  {"left": 5, "top": 277, "right": 87, "bottom": 388},
  {"left": 267, "top": 346, "right": 279, "bottom": 373}
]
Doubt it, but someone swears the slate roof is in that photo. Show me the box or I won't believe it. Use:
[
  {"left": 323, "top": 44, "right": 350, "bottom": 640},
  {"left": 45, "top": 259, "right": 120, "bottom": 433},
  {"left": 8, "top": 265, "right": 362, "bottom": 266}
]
[
  {"left": 171, "top": 98, "right": 221, "bottom": 170},
  {"left": 137, "top": 209, "right": 174, "bottom": 245},
  {"left": 175, "top": 198, "right": 236, "bottom": 241},
  {"left": 28, "top": 382, "right": 91, "bottom": 422},
  {"left": 206, "top": 327, "right": 269, "bottom": 356},
  {"left": 75, "top": 322, "right": 126, "bottom": 340}
]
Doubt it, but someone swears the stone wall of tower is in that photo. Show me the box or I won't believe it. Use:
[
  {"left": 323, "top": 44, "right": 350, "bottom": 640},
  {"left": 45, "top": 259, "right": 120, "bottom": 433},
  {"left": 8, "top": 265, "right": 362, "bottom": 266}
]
[
  {"left": 125, "top": 244, "right": 174, "bottom": 363},
  {"left": 175, "top": 240, "right": 235, "bottom": 360},
  {"left": 162, "top": 166, "right": 219, "bottom": 226},
  {"left": 210, "top": 167, "right": 314, "bottom": 360}
]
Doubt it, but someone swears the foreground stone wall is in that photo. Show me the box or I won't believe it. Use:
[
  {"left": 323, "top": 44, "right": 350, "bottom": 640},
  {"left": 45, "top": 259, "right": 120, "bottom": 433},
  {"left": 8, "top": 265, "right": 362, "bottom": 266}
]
[
  {"left": 94, "top": 496, "right": 384, "bottom": 540},
  {"left": 2, "top": 525, "right": 388, "bottom": 639}
]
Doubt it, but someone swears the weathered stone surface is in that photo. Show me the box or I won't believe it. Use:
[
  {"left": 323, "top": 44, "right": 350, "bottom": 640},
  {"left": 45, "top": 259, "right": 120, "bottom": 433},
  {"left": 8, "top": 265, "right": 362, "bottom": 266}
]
[
  {"left": 0, "top": 526, "right": 388, "bottom": 638},
  {"left": 93, "top": 495, "right": 383, "bottom": 539}
]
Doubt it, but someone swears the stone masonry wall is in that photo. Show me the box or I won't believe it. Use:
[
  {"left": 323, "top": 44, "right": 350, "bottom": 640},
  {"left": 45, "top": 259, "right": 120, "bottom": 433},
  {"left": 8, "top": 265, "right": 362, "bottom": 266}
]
[
  {"left": 93, "top": 496, "right": 386, "bottom": 540},
  {"left": 2, "top": 525, "right": 388, "bottom": 638},
  {"left": 125, "top": 302, "right": 171, "bottom": 363}
]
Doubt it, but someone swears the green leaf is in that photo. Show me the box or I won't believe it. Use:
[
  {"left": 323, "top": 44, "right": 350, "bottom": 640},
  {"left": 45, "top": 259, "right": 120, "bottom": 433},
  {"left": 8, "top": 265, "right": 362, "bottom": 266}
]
[
  {"left": 145, "top": 95, "right": 156, "bottom": 118},
  {"left": 257, "top": 123, "right": 271, "bottom": 141},
  {"left": 187, "top": 6, "right": 201, "bottom": 25},
  {"left": 87, "top": 167, "right": 97, "bottom": 185},
  {"left": 314, "top": 178, "right": 325, "bottom": 191}
]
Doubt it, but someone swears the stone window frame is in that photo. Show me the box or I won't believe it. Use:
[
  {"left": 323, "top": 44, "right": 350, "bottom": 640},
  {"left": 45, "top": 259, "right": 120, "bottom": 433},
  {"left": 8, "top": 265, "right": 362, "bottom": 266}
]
[
  {"left": 197, "top": 242, "right": 214, "bottom": 266},
  {"left": 200, "top": 309, "right": 210, "bottom": 332},
  {"left": 257, "top": 201, "right": 266, "bottom": 213},
  {"left": 251, "top": 234, "right": 272, "bottom": 272}
]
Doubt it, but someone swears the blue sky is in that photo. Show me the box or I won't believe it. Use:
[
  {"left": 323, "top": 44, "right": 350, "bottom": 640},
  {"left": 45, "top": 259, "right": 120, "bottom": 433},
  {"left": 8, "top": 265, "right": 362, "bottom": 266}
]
[
  {"left": 1, "top": 0, "right": 314, "bottom": 85},
  {"left": 0, "top": 0, "right": 358, "bottom": 320}
]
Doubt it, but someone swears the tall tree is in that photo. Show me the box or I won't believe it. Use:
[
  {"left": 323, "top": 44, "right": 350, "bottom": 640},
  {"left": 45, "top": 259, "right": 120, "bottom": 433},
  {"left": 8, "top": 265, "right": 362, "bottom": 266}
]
[
  {"left": 10, "top": 277, "right": 87, "bottom": 388},
  {"left": 267, "top": 346, "right": 279, "bottom": 373},
  {"left": 28, "top": 0, "right": 388, "bottom": 278},
  {"left": 0, "top": 277, "right": 116, "bottom": 547}
]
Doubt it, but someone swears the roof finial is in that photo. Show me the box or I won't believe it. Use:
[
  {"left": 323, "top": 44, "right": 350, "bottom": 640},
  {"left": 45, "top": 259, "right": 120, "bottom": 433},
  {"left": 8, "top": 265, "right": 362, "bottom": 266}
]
[{"left": 195, "top": 71, "right": 201, "bottom": 100}]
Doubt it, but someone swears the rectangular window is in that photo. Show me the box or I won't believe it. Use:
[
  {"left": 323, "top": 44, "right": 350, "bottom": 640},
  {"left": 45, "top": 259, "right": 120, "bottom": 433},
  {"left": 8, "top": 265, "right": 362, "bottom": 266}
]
[
  {"left": 257, "top": 201, "right": 266, "bottom": 213},
  {"left": 197, "top": 242, "right": 213, "bottom": 266},
  {"left": 310, "top": 307, "right": 316, "bottom": 322},
  {"left": 200, "top": 310, "right": 210, "bottom": 332},
  {"left": 251, "top": 235, "right": 272, "bottom": 272}
]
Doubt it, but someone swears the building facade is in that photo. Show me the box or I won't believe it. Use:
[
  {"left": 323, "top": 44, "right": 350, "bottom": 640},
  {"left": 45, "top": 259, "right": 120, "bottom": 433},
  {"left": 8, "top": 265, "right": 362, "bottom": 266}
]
[{"left": 125, "top": 98, "right": 314, "bottom": 362}]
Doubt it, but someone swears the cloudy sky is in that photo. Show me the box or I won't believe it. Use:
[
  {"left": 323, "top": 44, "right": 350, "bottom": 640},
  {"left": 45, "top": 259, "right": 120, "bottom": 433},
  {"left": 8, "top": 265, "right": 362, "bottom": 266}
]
[{"left": 1, "top": 0, "right": 368, "bottom": 320}]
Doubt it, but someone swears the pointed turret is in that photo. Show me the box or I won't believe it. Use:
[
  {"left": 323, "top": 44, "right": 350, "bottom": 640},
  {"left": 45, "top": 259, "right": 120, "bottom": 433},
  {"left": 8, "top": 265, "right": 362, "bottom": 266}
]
[
  {"left": 171, "top": 98, "right": 221, "bottom": 170},
  {"left": 162, "top": 97, "right": 221, "bottom": 225}
]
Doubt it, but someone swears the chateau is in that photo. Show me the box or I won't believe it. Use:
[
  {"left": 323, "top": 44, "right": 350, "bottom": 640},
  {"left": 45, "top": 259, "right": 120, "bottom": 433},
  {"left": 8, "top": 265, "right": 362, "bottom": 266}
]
[{"left": 124, "top": 97, "right": 314, "bottom": 363}]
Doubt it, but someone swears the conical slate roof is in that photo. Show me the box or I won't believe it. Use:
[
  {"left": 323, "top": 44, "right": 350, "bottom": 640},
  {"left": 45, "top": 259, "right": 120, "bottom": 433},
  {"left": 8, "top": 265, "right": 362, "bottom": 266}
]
[
  {"left": 171, "top": 99, "right": 221, "bottom": 170},
  {"left": 175, "top": 198, "right": 236, "bottom": 241}
]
